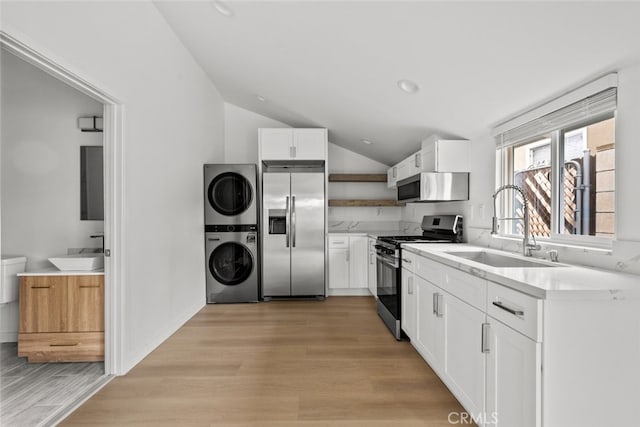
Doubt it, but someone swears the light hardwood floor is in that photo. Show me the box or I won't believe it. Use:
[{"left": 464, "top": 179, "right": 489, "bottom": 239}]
[{"left": 62, "top": 297, "right": 469, "bottom": 426}]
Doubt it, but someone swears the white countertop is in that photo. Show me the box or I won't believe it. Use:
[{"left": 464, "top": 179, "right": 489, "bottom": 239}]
[
  {"left": 18, "top": 268, "right": 104, "bottom": 277},
  {"left": 402, "top": 243, "right": 640, "bottom": 300}
]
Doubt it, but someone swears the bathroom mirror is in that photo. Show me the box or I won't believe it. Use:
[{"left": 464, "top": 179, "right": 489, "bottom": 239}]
[{"left": 80, "top": 146, "right": 104, "bottom": 220}]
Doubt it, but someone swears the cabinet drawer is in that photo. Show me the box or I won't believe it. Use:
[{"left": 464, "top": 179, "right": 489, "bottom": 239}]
[
  {"left": 329, "top": 236, "right": 349, "bottom": 248},
  {"left": 442, "top": 265, "right": 487, "bottom": 311},
  {"left": 487, "top": 282, "right": 542, "bottom": 342},
  {"left": 18, "top": 332, "right": 104, "bottom": 363},
  {"left": 414, "top": 255, "right": 444, "bottom": 287},
  {"left": 400, "top": 250, "right": 416, "bottom": 273}
]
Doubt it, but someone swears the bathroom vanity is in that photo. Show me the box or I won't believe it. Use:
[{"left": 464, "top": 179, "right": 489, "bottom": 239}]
[{"left": 17, "top": 271, "right": 104, "bottom": 363}]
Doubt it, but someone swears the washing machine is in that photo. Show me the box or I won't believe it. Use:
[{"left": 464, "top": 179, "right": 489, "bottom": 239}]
[
  {"left": 205, "top": 225, "right": 258, "bottom": 303},
  {"left": 204, "top": 164, "right": 257, "bottom": 226}
]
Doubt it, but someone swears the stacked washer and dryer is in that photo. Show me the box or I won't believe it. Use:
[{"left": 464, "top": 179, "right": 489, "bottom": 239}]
[{"left": 204, "top": 164, "right": 259, "bottom": 303}]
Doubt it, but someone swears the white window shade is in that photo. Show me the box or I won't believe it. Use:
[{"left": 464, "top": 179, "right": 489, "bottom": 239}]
[{"left": 497, "top": 87, "right": 616, "bottom": 147}]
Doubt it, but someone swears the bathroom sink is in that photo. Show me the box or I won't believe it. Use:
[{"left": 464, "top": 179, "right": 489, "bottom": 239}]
[
  {"left": 444, "top": 251, "right": 561, "bottom": 268},
  {"left": 48, "top": 253, "right": 104, "bottom": 271}
]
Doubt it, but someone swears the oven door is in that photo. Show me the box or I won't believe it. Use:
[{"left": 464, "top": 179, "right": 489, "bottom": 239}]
[{"left": 376, "top": 253, "right": 399, "bottom": 319}]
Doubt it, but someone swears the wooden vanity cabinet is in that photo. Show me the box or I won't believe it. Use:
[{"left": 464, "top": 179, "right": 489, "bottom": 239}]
[{"left": 18, "top": 274, "right": 104, "bottom": 362}]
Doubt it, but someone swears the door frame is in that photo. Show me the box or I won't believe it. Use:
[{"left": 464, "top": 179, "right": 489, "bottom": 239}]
[{"left": 0, "top": 31, "right": 124, "bottom": 375}]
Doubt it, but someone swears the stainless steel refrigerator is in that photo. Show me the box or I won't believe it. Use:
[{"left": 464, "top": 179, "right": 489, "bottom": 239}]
[{"left": 262, "top": 171, "right": 325, "bottom": 298}]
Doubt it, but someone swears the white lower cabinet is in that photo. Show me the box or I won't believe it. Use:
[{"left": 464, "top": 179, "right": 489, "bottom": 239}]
[
  {"left": 401, "top": 268, "right": 416, "bottom": 339},
  {"left": 402, "top": 251, "right": 539, "bottom": 427},
  {"left": 328, "top": 234, "right": 368, "bottom": 294},
  {"left": 486, "top": 318, "right": 541, "bottom": 427},
  {"left": 367, "top": 237, "right": 377, "bottom": 297},
  {"left": 414, "top": 276, "right": 444, "bottom": 373},
  {"left": 403, "top": 248, "right": 640, "bottom": 427},
  {"left": 442, "top": 294, "right": 487, "bottom": 420}
]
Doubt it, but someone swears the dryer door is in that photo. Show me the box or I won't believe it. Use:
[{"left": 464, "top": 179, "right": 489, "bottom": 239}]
[
  {"left": 209, "top": 241, "right": 254, "bottom": 286},
  {"left": 208, "top": 172, "right": 253, "bottom": 217}
]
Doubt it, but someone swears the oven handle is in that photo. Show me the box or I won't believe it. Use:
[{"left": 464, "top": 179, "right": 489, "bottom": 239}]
[{"left": 376, "top": 253, "right": 397, "bottom": 268}]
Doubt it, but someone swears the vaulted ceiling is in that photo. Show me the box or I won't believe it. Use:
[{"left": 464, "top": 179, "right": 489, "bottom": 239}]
[{"left": 155, "top": 1, "right": 640, "bottom": 165}]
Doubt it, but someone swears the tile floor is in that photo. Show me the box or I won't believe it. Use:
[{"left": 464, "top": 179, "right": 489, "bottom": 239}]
[{"left": 0, "top": 342, "right": 105, "bottom": 426}]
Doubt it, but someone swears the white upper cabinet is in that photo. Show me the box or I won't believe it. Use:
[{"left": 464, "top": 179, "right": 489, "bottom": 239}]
[
  {"left": 419, "top": 138, "right": 470, "bottom": 172},
  {"left": 259, "top": 128, "right": 327, "bottom": 161},
  {"left": 387, "top": 138, "right": 470, "bottom": 188}
]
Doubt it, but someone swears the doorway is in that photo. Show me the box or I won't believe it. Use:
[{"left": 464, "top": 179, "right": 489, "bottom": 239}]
[{"left": 0, "top": 30, "right": 123, "bottom": 423}]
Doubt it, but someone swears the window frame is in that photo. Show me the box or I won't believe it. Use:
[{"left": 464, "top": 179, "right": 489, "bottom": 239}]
[{"left": 495, "top": 112, "right": 616, "bottom": 250}]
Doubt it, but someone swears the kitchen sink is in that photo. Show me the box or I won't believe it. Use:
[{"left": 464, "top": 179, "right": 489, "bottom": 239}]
[
  {"left": 48, "top": 253, "right": 104, "bottom": 271},
  {"left": 444, "top": 250, "right": 561, "bottom": 268}
]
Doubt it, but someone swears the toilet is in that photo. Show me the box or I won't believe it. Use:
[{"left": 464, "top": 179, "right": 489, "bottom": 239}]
[{"left": 1, "top": 256, "right": 27, "bottom": 304}]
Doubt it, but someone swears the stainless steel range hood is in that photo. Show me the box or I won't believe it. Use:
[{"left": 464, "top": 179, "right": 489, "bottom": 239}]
[{"left": 397, "top": 172, "right": 469, "bottom": 202}]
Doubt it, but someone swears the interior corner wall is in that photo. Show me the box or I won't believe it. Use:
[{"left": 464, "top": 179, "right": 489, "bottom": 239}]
[{"left": 1, "top": 1, "right": 225, "bottom": 373}]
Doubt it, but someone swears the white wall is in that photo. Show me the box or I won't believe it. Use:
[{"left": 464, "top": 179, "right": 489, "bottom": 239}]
[
  {"left": 1, "top": 1, "right": 225, "bottom": 372},
  {"left": 436, "top": 64, "right": 640, "bottom": 275},
  {"left": 224, "top": 103, "right": 288, "bottom": 164}
]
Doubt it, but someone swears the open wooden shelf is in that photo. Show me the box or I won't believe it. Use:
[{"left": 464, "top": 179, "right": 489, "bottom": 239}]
[
  {"left": 328, "top": 174, "right": 387, "bottom": 183},
  {"left": 328, "top": 199, "right": 405, "bottom": 207}
]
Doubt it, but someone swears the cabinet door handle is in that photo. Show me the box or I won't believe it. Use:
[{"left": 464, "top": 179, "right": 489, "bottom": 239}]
[
  {"left": 50, "top": 342, "right": 79, "bottom": 347},
  {"left": 401, "top": 258, "right": 412, "bottom": 264},
  {"left": 415, "top": 153, "right": 421, "bottom": 168},
  {"left": 290, "top": 145, "right": 296, "bottom": 158},
  {"left": 408, "top": 276, "right": 413, "bottom": 295},
  {"left": 481, "top": 323, "right": 490, "bottom": 353},
  {"left": 346, "top": 250, "right": 350, "bottom": 262},
  {"left": 436, "top": 294, "right": 444, "bottom": 317},
  {"left": 332, "top": 241, "right": 345, "bottom": 244},
  {"left": 492, "top": 301, "right": 524, "bottom": 316},
  {"left": 370, "top": 253, "right": 375, "bottom": 265},
  {"left": 80, "top": 285, "right": 100, "bottom": 288},
  {"left": 31, "top": 286, "right": 51, "bottom": 289},
  {"left": 432, "top": 293, "right": 438, "bottom": 315},
  {"left": 392, "top": 166, "right": 397, "bottom": 178}
]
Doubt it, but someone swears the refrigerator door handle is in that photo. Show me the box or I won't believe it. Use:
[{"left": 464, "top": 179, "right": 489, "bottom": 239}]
[
  {"left": 285, "top": 196, "right": 290, "bottom": 248},
  {"left": 292, "top": 195, "right": 296, "bottom": 247}
]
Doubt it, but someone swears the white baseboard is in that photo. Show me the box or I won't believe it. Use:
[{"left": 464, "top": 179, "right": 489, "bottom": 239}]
[{"left": 328, "top": 288, "right": 373, "bottom": 296}]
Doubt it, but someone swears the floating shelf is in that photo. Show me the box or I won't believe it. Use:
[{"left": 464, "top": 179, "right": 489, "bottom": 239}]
[
  {"left": 328, "top": 174, "right": 387, "bottom": 183},
  {"left": 328, "top": 199, "right": 405, "bottom": 207}
]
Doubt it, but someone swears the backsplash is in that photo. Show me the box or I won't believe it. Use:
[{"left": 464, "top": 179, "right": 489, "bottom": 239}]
[
  {"left": 328, "top": 220, "right": 401, "bottom": 232},
  {"left": 466, "top": 226, "right": 640, "bottom": 276}
]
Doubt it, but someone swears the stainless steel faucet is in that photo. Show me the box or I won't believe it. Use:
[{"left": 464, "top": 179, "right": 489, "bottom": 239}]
[
  {"left": 491, "top": 184, "right": 541, "bottom": 257},
  {"left": 90, "top": 233, "right": 105, "bottom": 253}
]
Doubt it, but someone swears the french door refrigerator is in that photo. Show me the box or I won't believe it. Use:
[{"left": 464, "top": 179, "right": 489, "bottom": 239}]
[{"left": 262, "top": 171, "right": 325, "bottom": 298}]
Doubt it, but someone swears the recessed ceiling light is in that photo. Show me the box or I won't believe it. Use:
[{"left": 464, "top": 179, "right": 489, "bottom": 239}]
[
  {"left": 211, "top": 0, "right": 234, "bottom": 17},
  {"left": 397, "top": 79, "right": 420, "bottom": 94},
  {"left": 257, "top": 95, "right": 266, "bottom": 102},
  {"left": 361, "top": 139, "right": 373, "bottom": 145}
]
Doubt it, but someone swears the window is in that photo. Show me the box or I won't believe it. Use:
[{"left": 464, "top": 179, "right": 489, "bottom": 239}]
[{"left": 495, "top": 82, "right": 616, "bottom": 246}]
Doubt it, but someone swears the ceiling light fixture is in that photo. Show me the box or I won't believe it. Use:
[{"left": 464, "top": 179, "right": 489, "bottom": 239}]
[
  {"left": 361, "top": 139, "right": 373, "bottom": 145},
  {"left": 397, "top": 79, "right": 420, "bottom": 94},
  {"left": 257, "top": 95, "right": 266, "bottom": 102},
  {"left": 211, "top": 0, "right": 234, "bottom": 17}
]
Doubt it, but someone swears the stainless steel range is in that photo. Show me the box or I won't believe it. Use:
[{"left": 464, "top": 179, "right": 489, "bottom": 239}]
[{"left": 376, "top": 214, "right": 463, "bottom": 339}]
